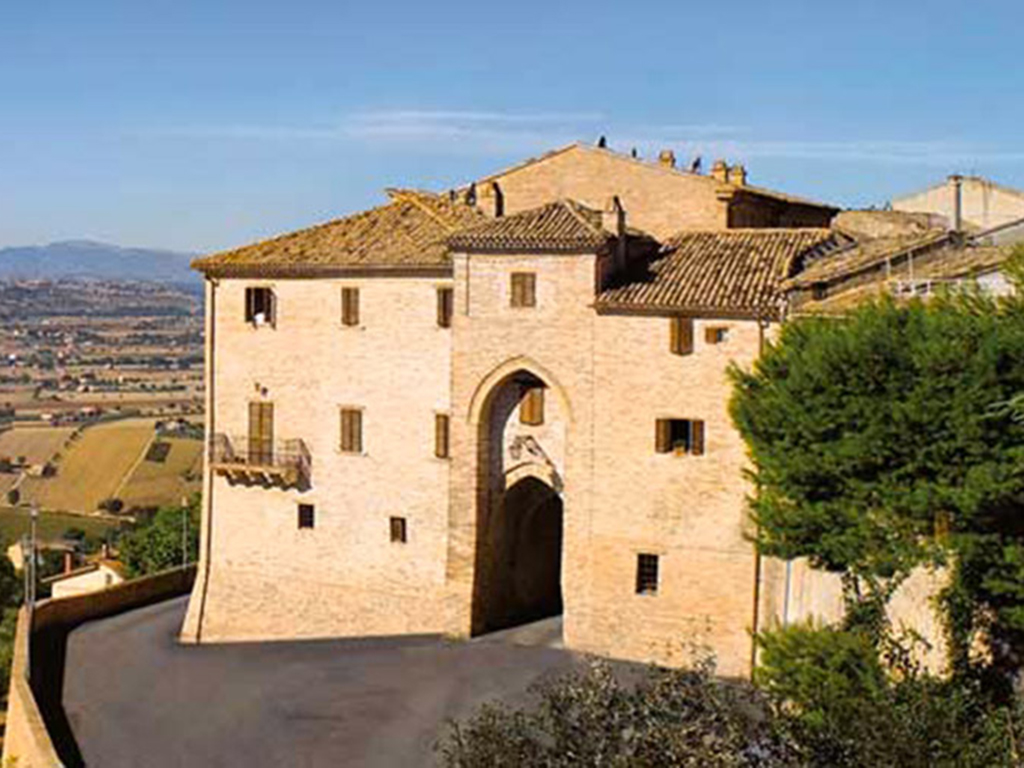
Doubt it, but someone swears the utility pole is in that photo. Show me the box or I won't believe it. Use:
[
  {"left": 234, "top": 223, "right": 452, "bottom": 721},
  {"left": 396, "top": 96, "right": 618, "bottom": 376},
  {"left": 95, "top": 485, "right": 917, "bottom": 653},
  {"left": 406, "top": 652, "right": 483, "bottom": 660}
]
[{"left": 28, "top": 503, "right": 38, "bottom": 609}]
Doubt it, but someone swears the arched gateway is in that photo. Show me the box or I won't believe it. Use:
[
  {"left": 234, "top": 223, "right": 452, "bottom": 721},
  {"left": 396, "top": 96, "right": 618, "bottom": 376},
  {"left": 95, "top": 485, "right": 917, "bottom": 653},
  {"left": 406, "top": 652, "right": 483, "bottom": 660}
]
[{"left": 464, "top": 361, "right": 571, "bottom": 636}]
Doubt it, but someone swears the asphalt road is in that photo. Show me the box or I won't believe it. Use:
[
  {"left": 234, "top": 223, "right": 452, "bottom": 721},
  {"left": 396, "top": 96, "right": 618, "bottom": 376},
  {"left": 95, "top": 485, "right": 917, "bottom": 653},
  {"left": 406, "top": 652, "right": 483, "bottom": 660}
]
[{"left": 63, "top": 597, "right": 584, "bottom": 767}]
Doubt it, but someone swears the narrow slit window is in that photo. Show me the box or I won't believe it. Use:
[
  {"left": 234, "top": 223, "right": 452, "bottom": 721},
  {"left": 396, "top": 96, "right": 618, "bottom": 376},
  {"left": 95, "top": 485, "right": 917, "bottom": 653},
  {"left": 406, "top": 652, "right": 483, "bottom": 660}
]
[
  {"left": 437, "top": 287, "right": 454, "bottom": 328},
  {"left": 390, "top": 516, "right": 407, "bottom": 543},
  {"left": 510, "top": 273, "right": 536, "bottom": 308},
  {"left": 670, "top": 317, "right": 693, "bottom": 355},
  {"left": 298, "top": 504, "right": 315, "bottom": 529},
  {"left": 655, "top": 419, "right": 705, "bottom": 456},
  {"left": 520, "top": 387, "right": 545, "bottom": 426},
  {"left": 341, "top": 287, "right": 360, "bottom": 326},
  {"left": 636, "top": 553, "right": 659, "bottom": 595},
  {"left": 435, "top": 413, "right": 450, "bottom": 459},
  {"left": 245, "top": 287, "right": 275, "bottom": 326},
  {"left": 340, "top": 408, "right": 363, "bottom": 453}
]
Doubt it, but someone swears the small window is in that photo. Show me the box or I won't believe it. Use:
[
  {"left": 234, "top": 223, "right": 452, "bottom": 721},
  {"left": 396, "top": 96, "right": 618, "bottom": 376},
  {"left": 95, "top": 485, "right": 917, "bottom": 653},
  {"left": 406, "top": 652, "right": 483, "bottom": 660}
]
[
  {"left": 340, "top": 408, "right": 363, "bottom": 453},
  {"left": 812, "top": 283, "right": 827, "bottom": 301},
  {"left": 437, "top": 287, "right": 454, "bottom": 328},
  {"left": 670, "top": 317, "right": 693, "bottom": 355},
  {"left": 390, "top": 516, "right": 407, "bottom": 543},
  {"left": 520, "top": 387, "right": 545, "bottom": 426},
  {"left": 245, "top": 287, "right": 274, "bottom": 326},
  {"left": 510, "top": 273, "right": 536, "bottom": 308},
  {"left": 298, "top": 503, "right": 315, "bottom": 529},
  {"left": 705, "top": 326, "right": 729, "bottom": 345},
  {"left": 655, "top": 419, "right": 705, "bottom": 456},
  {"left": 636, "top": 553, "right": 659, "bottom": 595},
  {"left": 341, "top": 287, "right": 360, "bottom": 326},
  {"left": 435, "top": 413, "right": 450, "bottom": 459}
]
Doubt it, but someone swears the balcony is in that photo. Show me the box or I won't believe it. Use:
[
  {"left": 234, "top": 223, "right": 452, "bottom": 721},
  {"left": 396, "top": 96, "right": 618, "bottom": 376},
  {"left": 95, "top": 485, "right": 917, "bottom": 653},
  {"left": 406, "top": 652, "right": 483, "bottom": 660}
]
[{"left": 209, "top": 434, "right": 311, "bottom": 488}]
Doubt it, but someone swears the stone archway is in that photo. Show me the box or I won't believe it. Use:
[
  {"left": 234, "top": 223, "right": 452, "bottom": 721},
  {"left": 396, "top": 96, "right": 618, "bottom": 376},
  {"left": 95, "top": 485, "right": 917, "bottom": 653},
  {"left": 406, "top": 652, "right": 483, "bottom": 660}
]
[{"left": 469, "top": 365, "right": 569, "bottom": 636}]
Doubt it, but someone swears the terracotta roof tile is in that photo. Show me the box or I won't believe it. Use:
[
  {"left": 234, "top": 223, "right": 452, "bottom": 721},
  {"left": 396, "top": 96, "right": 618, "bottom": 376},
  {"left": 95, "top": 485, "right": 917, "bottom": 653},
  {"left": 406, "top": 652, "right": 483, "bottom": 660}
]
[
  {"left": 598, "top": 229, "right": 834, "bottom": 317},
  {"left": 192, "top": 189, "right": 483, "bottom": 276},
  {"left": 448, "top": 199, "right": 612, "bottom": 252}
]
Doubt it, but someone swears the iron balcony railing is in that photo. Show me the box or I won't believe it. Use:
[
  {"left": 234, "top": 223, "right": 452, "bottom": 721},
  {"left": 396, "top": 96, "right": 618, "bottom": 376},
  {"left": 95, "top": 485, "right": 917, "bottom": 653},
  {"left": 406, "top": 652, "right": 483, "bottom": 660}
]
[{"left": 209, "top": 433, "right": 311, "bottom": 485}]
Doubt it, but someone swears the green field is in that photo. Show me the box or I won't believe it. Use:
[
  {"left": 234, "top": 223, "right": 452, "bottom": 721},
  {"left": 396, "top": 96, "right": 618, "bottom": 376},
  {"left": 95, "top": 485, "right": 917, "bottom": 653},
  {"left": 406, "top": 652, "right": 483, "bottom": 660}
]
[
  {"left": 119, "top": 437, "right": 203, "bottom": 510},
  {"left": 20, "top": 419, "right": 156, "bottom": 513},
  {"left": 0, "top": 426, "right": 75, "bottom": 465},
  {"left": 0, "top": 506, "right": 121, "bottom": 546}
]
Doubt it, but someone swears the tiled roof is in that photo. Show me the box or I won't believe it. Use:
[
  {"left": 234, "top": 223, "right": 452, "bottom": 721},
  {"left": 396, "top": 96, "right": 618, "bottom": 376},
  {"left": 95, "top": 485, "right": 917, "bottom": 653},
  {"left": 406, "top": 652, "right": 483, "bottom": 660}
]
[
  {"left": 597, "top": 229, "right": 834, "bottom": 317},
  {"left": 448, "top": 199, "right": 612, "bottom": 253},
  {"left": 192, "top": 189, "right": 484, "bottom": 275},
  {"left": 784, "top": 229, "right": 952, "bottom": 288}
]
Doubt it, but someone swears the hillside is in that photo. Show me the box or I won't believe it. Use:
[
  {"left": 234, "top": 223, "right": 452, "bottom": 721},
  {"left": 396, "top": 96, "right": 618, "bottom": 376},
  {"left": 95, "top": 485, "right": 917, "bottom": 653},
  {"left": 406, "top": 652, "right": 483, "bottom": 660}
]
[{"left": 0, "top": 240, "right": 198, "bottom": 283}]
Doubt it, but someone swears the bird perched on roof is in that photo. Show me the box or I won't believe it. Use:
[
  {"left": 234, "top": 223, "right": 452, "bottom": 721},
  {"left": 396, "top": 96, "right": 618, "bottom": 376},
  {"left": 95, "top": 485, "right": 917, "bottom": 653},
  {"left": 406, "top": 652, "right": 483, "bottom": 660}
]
[
  {"left": 597, "top": 135, "right": 607, "bottom": 148},
  {"left": 690, "top": 156, "right": 702, "bottom": 173}
]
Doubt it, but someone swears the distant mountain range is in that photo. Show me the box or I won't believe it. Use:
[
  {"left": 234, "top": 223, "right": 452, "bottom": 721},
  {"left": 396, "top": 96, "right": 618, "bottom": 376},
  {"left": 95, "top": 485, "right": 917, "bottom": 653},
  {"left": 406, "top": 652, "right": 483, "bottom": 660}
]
[{"left": 0, "top": 240, "right": 199, "bottom": 283}]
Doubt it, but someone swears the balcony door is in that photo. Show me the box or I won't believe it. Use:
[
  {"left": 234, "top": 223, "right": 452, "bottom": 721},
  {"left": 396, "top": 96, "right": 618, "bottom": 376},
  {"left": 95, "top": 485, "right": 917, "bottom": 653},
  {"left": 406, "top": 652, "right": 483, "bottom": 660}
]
[{"left": 248, "top": 401, "right": 274, "bottom": 465}]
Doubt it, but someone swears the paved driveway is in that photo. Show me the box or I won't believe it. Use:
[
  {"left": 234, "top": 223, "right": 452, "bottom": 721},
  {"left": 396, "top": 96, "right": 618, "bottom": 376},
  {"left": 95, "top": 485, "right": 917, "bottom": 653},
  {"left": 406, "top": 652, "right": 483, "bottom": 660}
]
[{"left": 63, "top": 597, "right": 585, "bottom": 767}]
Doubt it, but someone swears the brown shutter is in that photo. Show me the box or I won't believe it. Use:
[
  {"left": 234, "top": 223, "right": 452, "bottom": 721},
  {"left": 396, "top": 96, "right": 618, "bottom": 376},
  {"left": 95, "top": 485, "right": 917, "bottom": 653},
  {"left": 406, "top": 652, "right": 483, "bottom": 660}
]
[
  {"left": 510, "top": 274, "right": 522, "bottom": 307},
  {"left": 705, "top": 327, "right": 717, "bottom": 344},
  {"left": 523, "top": 274, "right": 536, "bottom": 307},
  {"left": 266, "top": 289, "right": 275, "bottom": 325},
  {"left": 691, "top": 420, "right": 705, "bottom": 456},
  {"left": 245, "top": 288, "right": 256, "bottom": 322},
  {"left": 655, "top": 419, "right": 671, "bottom": 453},
  {"left": 435, "top": 413, "right": 450, "bottom": 458},
  {"left": 341, "top": 409, "right": 363, "bottom": 452},
  {"left": 248, "top": 402, "right": 273, "bottom": 464},
  {"left": 342, "top": 288, "right": 360, "bottom": 326},
  {"left": 671, "top": 317, "right": 694, "bottom": 355},
  {"left": 437, "top": 288, "right": 453, "bottom": 328},
  {"left": 520, "top": 387, "right": 544, "bottom": 426}
]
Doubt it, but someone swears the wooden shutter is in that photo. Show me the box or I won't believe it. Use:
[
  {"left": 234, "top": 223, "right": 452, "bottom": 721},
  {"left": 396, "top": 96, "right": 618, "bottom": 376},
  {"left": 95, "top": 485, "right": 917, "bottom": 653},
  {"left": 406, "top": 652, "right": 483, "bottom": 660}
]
[
  {"left": 523, "top": 274, "right": 536, "bottom": 307},
  {"left": 342, "top": 288, "right": 360, "bottom": 326},
  {"left": 390, "top": 516, "right": 407, "bottom": 543},
  {"left": 248, "top": 402, "right": 273, "bottom": 464},
  {"left": 655, "top": 419, "right": 671, "bottom": 453},
  {"left": 670, "top": 317, "right": 693, "bottom": 355},
  {"left": 437, "top": 288, "right": 453, "bottom": 328},
  {"left": 690, "top": 420, "right": 705, "bottom": 456},
  {"left": 705, "top": 327, "right": 718, "bottom": 344},
  {"left": 245, "top": 288, "right": 256, "bottom": 322},
  {"left": 341, "top": 408, "right": 363, "bottom": 453},
  {"left": 434, "top": 414, "right": 450, "bottom": 458},
  {"left": 520, "top": 387, "right": 544, "bottom": 426}
]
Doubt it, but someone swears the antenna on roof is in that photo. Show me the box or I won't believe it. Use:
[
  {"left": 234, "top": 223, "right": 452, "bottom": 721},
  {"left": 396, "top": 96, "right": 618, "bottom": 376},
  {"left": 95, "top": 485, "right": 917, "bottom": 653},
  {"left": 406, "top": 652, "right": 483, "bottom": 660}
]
[
  {"left": 690, "top": 155, "right": 702, "bottom": 173},
  {"left": 465, "top": 182, "right": 477, "bottom": 206},
  {"left": 597, "top": 135, "right": 607, "bottom": 148},
  {"left": 630, "top": 147, "right": 638, "bottom": 158}
]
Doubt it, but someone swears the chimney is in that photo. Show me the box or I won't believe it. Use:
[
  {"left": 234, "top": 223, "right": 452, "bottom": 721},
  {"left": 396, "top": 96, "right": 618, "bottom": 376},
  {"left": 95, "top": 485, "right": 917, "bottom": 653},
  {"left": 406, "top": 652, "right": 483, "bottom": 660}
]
[
  {"left": 711, "top": 159, "right": 729, "bottom": 183},
  {"left": 950, "top": 174, "right": 963, "bottom": 232},
  {"left": 728, "top": 164, "right": 747, "bottom": 186},
  {"left": 603, "top": 196, "right": 627, "bottom": 273},
  {"left": 63, "top": 550, "right": 74, "bottom": 575},
  {"left": 658, "top": 149, "right": 676, "bottom": 169}
]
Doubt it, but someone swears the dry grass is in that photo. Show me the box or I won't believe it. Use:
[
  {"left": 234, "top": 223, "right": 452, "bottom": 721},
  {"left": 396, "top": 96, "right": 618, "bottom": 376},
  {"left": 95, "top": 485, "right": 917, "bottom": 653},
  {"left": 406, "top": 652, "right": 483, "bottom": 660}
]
[
  {"left": 119, "top": 437, "right": 203, "bottom": 510},
  {"left": 20, "top": 419, "right": 156, "bottom": 513},
  {"left": 0, "top": 506, "right": 121, "bottom": 546},
  {"left": 0, "top": 426, "right": 75, "bottom": 465}
]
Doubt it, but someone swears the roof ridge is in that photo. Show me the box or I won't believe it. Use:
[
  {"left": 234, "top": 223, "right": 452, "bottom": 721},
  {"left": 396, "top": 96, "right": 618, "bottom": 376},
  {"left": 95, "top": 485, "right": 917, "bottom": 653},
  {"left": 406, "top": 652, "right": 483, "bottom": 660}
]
[
  {"left": 384, "top": 188, "right": 466, "bottom": 234},
  {"left": 558, "top": 198, "right": 608, "bottom": 237}
]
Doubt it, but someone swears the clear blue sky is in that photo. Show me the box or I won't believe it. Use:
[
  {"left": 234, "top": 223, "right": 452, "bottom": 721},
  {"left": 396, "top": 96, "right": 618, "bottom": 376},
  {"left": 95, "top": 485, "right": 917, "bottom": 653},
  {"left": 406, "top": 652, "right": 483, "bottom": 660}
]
[{"left": 2, "top": 0, "right": 1022, "bottom": 253}]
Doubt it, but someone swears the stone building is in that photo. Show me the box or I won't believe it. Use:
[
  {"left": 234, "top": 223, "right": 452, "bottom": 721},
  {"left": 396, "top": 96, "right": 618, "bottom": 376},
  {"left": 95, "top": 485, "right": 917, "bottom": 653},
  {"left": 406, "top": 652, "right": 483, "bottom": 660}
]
[{"left": 181, "top": 142, "right": 907, "bottom": 678}]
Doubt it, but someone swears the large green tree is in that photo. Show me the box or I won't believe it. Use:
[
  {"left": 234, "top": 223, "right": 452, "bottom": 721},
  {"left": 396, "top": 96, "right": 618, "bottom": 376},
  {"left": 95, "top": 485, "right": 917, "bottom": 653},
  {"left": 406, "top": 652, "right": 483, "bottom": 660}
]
[
  {"left": 118, "top": 496, "right": 200, "bottom": 578},
  {"left": 730, "top": 277, "right": 1024, "bottom": 680}
]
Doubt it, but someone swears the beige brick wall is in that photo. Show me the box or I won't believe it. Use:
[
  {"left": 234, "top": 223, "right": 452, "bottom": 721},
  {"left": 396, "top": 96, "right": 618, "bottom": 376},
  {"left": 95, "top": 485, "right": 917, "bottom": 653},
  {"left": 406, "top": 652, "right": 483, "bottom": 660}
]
[
  {"left": 893, "top": 177, "right": 1024, "bottom": 230},
  {"left": 480, "top": 146, "right": 732, "bottom": 238},
  {"left": 183, "top": 274, "right": 452, "bottom": 642}
]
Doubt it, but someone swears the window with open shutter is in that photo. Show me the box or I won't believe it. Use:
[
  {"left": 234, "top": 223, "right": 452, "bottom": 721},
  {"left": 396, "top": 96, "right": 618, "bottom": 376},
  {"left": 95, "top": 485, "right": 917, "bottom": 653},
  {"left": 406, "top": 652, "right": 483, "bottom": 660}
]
[
  {"left": 390, "top": 516, "right": 407, "bottom": 543},
  {"left": 656, "top": 418, "right": 705, "bottom": 456},
  {"left": 670, "top": 317, "right": 693, "bottom": 355},
  {"left": 248, "top": 402, "right": 273, "bottom": 464},
  {"left": 245, "top": 287, "right": 274, "bottom": 326},
  {"left": 341, "top": 288, "right": 360, "bottom": 326},
  {"left": 340, "top": 408, "right": 363, "bottom": 453},
  {"left": 520, "top": 387, "right": 545, "bottom": 426},
  {"left": 435, "top": 413, "right": 450, "bottom": 458},
  {"left": 437, "top": 287, "right": 453, "bottom": 328}
]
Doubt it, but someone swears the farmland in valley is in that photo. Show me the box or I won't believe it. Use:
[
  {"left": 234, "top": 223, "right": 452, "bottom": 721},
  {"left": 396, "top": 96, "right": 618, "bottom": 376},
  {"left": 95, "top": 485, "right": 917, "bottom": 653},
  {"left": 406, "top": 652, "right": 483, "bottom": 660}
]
[
  {"left": 119, "top": 437, "right": 203, "bottom": 510},
  {"left": 0, "top": 426, "right": 75, "bottom": 465}
]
